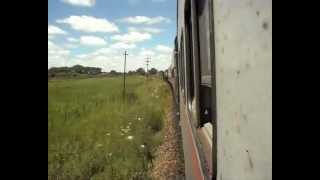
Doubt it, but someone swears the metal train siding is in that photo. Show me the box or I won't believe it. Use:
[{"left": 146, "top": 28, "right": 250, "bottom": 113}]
[{"left": 167, "top": 0, "right": 272, "bottom": 179}]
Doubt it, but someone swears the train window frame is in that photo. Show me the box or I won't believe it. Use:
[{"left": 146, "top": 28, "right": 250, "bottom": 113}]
[
  {"left": 174, "top": 36, "right": 180, "bottom": 103},
  {"left": 196, "top": 0, "right": 214, "bottom": 127},
  {"left": 180, "top": 32, "right": 186, "bottom": 103},
  {"left": 184, "top": 2, "right": 195, "bottom": 112}
]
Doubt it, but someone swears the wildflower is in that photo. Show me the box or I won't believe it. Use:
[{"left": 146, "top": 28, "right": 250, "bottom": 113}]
[
  {"left": 108, "top": 153, "right": 113, "bottom": 157},
  {"left": 140, "top": 145, "right": 145, "bottom": 148},
  {"left": 137, "top": 117, "right": 142, "bottom": 121},
  {"left": 106, "top": 133, "right": 111, "bottom": 136},
  {"left": 127, "top": 136, "right": 134, "bottom": 140},
  {"left": 122, "top": 128, "right": 130, "bottom": 133}
]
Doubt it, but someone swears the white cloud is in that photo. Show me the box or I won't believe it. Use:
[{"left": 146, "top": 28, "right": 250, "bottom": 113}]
[
  {"left": 110, "top": 42, "right": 136, "bottom": 49},
  {"left": 64, "top": 43, "right": 78, "bottom": 49},
  {"left": 111, "top": 32, "right": 151, "bottom": 43},
  {"left": 155, "top": 45, "right": 172, "bottom": 54},
  {"left": 67, "top": 37, "right": 78, "bottom": 42},
  {"left": 48, "top": 42, "right": 172, "bottom": 72},
  {"left": 48, "top": 40, "right": 70, "bottom": 68},
  {"left": 70, "top": 50, "right": 124, "bottom": 72},
  {"left": 119, "top": 16, "right": 170, "bottom": 25},
  {"left": 48, "top": 35, "right": 55, "bottom": 40},
  {"left": 80, "top": 36, "right": 107, "bottom": 46},
  {"left": 48, "top": 25, "right": 67, "bottom": 35},
  {"left": 128, "top": 27, "right": 163, "bottom": 34},
  {"left": 139, "top": 48, "right": 155, "bottom": 57},
  {"left": 57, "top": 15, "right": 119, "bottom": 33},
  {"left": 132, "top": 47, "right": 171, "bottom": 71},
  {"left": 76, "top": 54, "right": 88, "bottom": 59},
  {"left": 62, "top": 0, "right": 95, "bottom": 7},
  {"left": 48, "top": 41, "right": 70, "bottom": 56},
  {"left": 92, "top": 47, "right": 113, "bottom": 55}
]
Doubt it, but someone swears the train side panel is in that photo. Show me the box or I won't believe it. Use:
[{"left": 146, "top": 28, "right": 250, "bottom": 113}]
[
  {"left": 213, "top": 0, "right": 272, "bottom": 179},
  {"left": 177, "top": 0, "right": 215, "bottom": 179},
  {"left": 177, "top": 0, "right": 206, "bottom": 179}
]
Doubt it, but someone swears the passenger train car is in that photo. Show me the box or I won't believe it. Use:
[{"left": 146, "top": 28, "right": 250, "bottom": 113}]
[{"left": 167, "top": 0, "right": 272, "bottom": 179}]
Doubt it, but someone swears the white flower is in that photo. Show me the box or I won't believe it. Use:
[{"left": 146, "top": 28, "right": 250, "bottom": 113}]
[
  {"left": 137, "top": 117, "right": 142, "bottom": 121},
  {"left": 108, "top": 153, "right": 113, "bottom": 157},
  {"left": 121, "top": 128, "right": 130, "bottom": 133},
  {"left": 140, "top": 145, "right": 145, "bottom": 148},
  {"left": 127, "top": 136, "right": 134, "bottom": 140},
  {"left": 106, "top": 133, "right": 111, "bottom": 136}
]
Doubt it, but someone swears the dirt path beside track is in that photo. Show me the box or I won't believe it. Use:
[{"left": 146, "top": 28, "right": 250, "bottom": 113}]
[{"left": 149, "top": 86, "right": 185, "bottom": 180}]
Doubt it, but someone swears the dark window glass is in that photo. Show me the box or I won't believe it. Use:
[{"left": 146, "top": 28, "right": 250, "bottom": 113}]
[
  {"left": 197, "top": 0, "right": 213, "bottom": 125},
  {"left": 180, "top": 34, "right": 185, "bottom": 99},
  {"left": 197, "top": 0, "right": 212, "bottom": 87},
  {"left": 186, "top": 10, "right": 194, "bottom": 101}
]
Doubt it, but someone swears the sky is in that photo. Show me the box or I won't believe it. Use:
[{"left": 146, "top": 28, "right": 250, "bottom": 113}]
[{"left": 48, "top": 0, "right": 176, "bottom": 72}]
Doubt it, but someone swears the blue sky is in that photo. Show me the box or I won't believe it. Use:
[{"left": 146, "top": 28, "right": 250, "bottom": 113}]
[{"left": 48, "top": 0, "right": 176, "bottom": 72}]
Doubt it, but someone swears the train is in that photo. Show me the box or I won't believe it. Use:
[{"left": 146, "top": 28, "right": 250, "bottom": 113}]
[{"left": 165, "top": 0, "right": 272, "bottom": 179}]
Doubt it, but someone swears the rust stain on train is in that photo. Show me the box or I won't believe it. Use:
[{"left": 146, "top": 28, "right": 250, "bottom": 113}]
[{"left": 187, "top": 125, "right": 204, "bottom": 179}]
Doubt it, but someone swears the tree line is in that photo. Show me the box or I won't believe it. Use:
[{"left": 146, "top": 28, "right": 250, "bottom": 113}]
[
  {"left": 108, "top": 67, "right": 161, "bottom": 76},
  {"left": 127, "top": 67, "right": 160, "bottom": 75},
  {"left": 48, "top": 65, "right": 162, "bottom": 78},
  {"left": 48, "top": 65, "right": 102, "bottom": 76}
]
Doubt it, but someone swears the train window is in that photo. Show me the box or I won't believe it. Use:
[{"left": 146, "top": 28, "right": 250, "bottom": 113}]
[
  {"left": 197, "top": 0, "right": 214, "bottom": 125},
  {"left": 174, "top": 37, "right": 180, "bottom": 102},
  {"left": 178, "top": 43, "right": 181, "bottom": 92},
  {"left": 185, "top": 3, "right": 195, "bottom": 109},
  {"left": 180, "top": 33, "right": 186, "bottom": 102}
]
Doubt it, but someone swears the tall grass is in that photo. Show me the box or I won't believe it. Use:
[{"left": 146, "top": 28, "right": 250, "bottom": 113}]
[{"left": 48, "top": 76, "right": 170, "bottom": 179}]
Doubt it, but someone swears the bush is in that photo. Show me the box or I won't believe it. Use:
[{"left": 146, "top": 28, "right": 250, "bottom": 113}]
[{"left": 148, "top": 111, "right": 163, "bottom": 132}]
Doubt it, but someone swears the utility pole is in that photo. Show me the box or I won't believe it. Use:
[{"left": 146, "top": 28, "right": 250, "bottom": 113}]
[
  {"left": 123, "top": 51, "right": 128, "bottom": 102},
  {"left": 145, "top": 57, "right": 151, "bottom": 79}
]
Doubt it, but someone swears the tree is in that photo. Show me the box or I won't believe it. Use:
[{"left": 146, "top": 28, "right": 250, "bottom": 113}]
[
  {"left": 109, "top": 70, "right": 118, "bottom": 75},
  {"left": 128, "top": 70, "right": 136, "bottom": 75},
  {"left": 149, "top": 68, "right": 158, "bottom": 75},
  {"left": 72, "top": 65, "right": 84, "bottom": 73},
  {"left": 136, "top": 68, "right": 145, "bottom": 75}
]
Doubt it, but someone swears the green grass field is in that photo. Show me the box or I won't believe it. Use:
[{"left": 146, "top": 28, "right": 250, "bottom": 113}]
[{"left": 48, "top": 75, "right": 170, "bottom": 179}]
